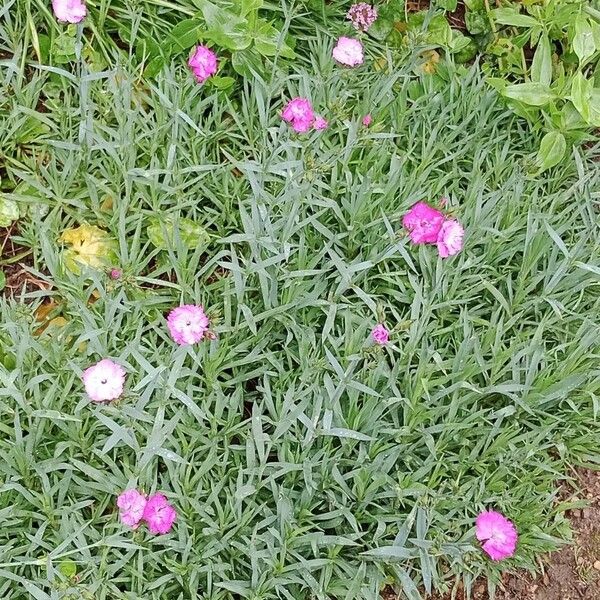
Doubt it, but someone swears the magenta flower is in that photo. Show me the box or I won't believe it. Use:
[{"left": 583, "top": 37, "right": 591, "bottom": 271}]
[
  {"left": 402, "top": 201, "right": 445, "bottom": 245},
  {"left": 167, "top": 304, "right": 209, "bottom": 345},
  {"left": 333, "top": 37, "right": 364, "bottom": 67},
  {"left": 476, "top": 510, "right": 518, "bottom": 561},
  {"left": 52, "top": 0, "right": 86, "bottom": 23},
  {"left": 188, "top": 45, "right": 218, "bottom": 84},
  {"left": 371, "top": 324, "right": 389, "bottom": 345},
  {"left": 362, "top": 114, "right": 372, "bottom": 127},
  {"left": 117, "top": 489, "right": 147, "bottom": 528},
  {"left": 83, "top": 359, "right": 126, "bottom": 402},
  {"left": 437, "top": 219, "right": 464, "bottom": 258},
  {"left": 282, "top": 97, "right": 315, "bottom": 133},
  {"left": 143, "top": 493, "right": 177, "bottom": 535},
  {"left": 313, "top": 116, "right": 328, "bottom": 130},
  {"left": 110, "top": 268, "right": 122, "bottom": 280},
  {"left": 347, "top": 3, "right": 378, "bottom": 32}
]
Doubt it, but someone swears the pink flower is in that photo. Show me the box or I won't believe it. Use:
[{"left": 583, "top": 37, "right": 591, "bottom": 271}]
[
  {"left": 110, "top": 268, "right": 122, "bottom": 280},
  {"left": 362, "top": 114, "right": 372, "bottom": 127},
  {"left": 143, "top": 493, "right": 177, "bottom": 535},
  {"left": 402, "top": 201, "right": 445, "bottom": 245},
  {"left": 167, "top": 304, "right": 209, "bottom": 345},
  {"left": 282, "top": 97, "right": 315, "bottom": 133},
  {"left": 333, "top": 37, "right": 364, "bottom": 67},
  {"left": 347, "top": 3, "right": 378, "bottom": 32},
  {"left": 117, "top": 489, "right": 147, "bottom": 528},
  {"left": 83, "top": 359, "right": 126, "bottom": 402},
  {"left": 437, "top": 219, "right": 464, "bottom": 258},
  {"left": 371, "top": 324, "right": 389, "bottom": 345},
  {"left": 52, "top": 0, "right": 86, "bottom": 23},
  {"left": 313, "top": 116, "right": 328, "bottom": 130},
  {"left": 476, "top": 510, "right": 518, "bottom": 561},
  {"left": 188, "top": 45, "right": 218, "bottom": 84}
]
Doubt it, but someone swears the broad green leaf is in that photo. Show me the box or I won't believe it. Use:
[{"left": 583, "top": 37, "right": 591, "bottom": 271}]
[
  {"left": 0, "top": 196, "right": 19, "bottom": 227},
  {"left": 535, "top": 131, "right": 567, "bottom": 173},
  {"left": 573, "top": 17, "right": 596, "bottom": 65},
  {"left": 531, "top": 34, "right": 552, "bottom": 86},
  {"left": 491, "top": 8, "right": 538, "bottom": 28},
  {"left": 437, "top": 0, "right": 458, "bottom": 10},
  {"left": 253, "top": 19, "right": 295, "bottom": 58},
  {"left": 588, "top": 89, "right": 600, "bottom": 126},
  {"left": 503, "top": 82, "right": 555, "bottom": 106},
  {"left": 238, "top": 0, "right": 263, "bottom": 16},
  {"left": 166, "top": 19, "right": 202, "bottom": 53},
  {"left": 198, "top": 0, "right": 251, "bottom": 50},
  {"left": 147, "top": 217, "right": 210, "bottom": 250},
  {"left": 211, "top": 76, "right": 236, "bottom": 90},
  {"left": 58, "top": 561, "right": 77, "bottom": 578},
  {"left": 570, "top": 72, "right": 592, "bottom": 122}
]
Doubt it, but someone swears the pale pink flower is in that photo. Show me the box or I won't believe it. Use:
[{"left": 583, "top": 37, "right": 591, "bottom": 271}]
[
  {"left": 117, "top": 489, "right": 147, "bottom": 528},
  {"left": 167, "top": 304, "right": 209, "bottom": 345},
  {"left": 437, "top": 219, "right": 464, "bottom": 258},
  {"left": 143, "top": 493, "right": 177, "bottom": 535},
  {"left": 188, "top": 45, "right": 218, "bottom": 84},
  {"left": 347, "top": 3, "right": 378, "bottom": 32},
  {"left": 83, "top": 359, "right": 126, "bottom": 402},
  {"left": 362, "top": 114, "right": 372, "bottom": 127},
  {"left": 313, "top": 116, "right": 328, "bottom": 130},
  {"left": 371, "top": 324, "right": 389, "bottom": 345},
  {"left": 402, "top": 201, "right": 445, "bottom": 245},
  {"left": 332, "top": 37, "right": 364, "bottom": 67},
  {"left": 52, "top": 0, "right": 86, "bottom": 23},
  {"left": 282, "top": 97, "right": 315, "bottom": 133},
  {"left": 476, "top": 510, "right": 518, "bottom": 561},
  {"left": 110, "top": 268, "right": 122, "bottom": 280}
]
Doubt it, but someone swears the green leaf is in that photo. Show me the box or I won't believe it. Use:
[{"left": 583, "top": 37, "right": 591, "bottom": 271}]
[
  {"left": 211, "top": 76, "right": 236, "bottom": 90},
  {"left": 588, "top": 89, "right": 600, "bottom": 126},
  {"left": 367, "top": 15, "right": 394, "bottom": 42},
  {"left": 253, "top": 19, "right": 295, "bottom": 58},
  {"left": 362, "top": 546, "right": 417, "bottom": 560},
  {"left": 0, "top": 196, "right": 19, "bottom": 227},
  {"left": 147, "top": 217, "right": 210, "bottom": 250},
  {"left": 491, "top": 8, "right": 538, "bottom": 28},
  {"left": 239, "top": 0, "right": 263, "bottom": 16},
  {"left": 573, "top": 17, "right": 596, "bottom": 65},
  {"left": 0, "top": 271, "right": 5, "bottom": 293},
  {"left": 437, "top": 0, "right": 458, "bottom": 11},
  {"left": 503, "top": 82, "right": 556, "bottom": 106},
  {"left": 570, "top": 72, "right": 592, "bottom": 122},
  {"left": 198, "top": 0, "right": 252, "bottom": 51},
  {"left": 166, "top": 19, "right": 202, "bottom": 53},
  {"left": 58, "top": 561, "right": 77, "bottom": 578},
  {"left": 531, "top": 34, "right": 552, "bottom": 87},
  {"left": 535, "top": 131, "right": 567, "bottom": 173}
]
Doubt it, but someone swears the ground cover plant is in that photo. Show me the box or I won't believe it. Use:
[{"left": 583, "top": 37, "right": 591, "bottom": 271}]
[{"left": 1, "top": 1, "right": 600, "bottom": 599}]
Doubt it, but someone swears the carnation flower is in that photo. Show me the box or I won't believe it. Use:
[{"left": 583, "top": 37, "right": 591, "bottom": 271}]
[
  {"left": 371, "top": 324, "right": 389, "bottom": 345},
  {"left": 347, "top": 3, "right": 378, "bottom": 32},
  {"left": 476, "top": 510, "right": 518, "bottom": 561},
  {"left": 313, "top": 116, "right": 328, "bottom": 130},
  {"left": 402, "top": 201, "right": 445, "bottom": 245},
  {"left": 167, "top": 304, "right": 210, "bottom": 345},
  {"left": 83, "top": 359, "right": 126, "bottom": 402},
  {"left": 110, "top": 268, "right": 122, "bottom": 280},
  {"left": 362, "top": 114, "right": 372, "bottom": 127},
  {"left": 332, "top": 37, "right": 364, "bottom": 67},
  {"left": 52, "top": 0, "right": 86, "bottom": 23},
  {"left": 117, "top": 489, "right": 147, "bottom": 528},
  {"left": 282, "top": 97, "right": 315, "bottom": 133},
  {"left": 143, "top": 493, "right": 177, "bottom": 535},
  {"left": 437, "top": 219, "right": 464, "bottom": 258},
  {"left": 188, "top": 45, "right": 218, "bottom": 84}
]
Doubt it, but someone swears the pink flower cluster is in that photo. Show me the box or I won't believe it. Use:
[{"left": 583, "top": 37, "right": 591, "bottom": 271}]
[
  {"left": 371, "top": 324, "right": 389, "bottom": 345},
  {"left": 402, "top": 201, "right": 464, "bottom": 258},
  {"left": 117, "top": 489, "right": 177, "bottom": 535},
  {"left": 282, "top": 98, "right": 328, "bottom": 133},
  {"left": 346, "top": 3, "right": 378, "bottom": 32},
  {"left": 476, "top": 510, "right": 518, "bottom": 561},
  {"left": 188, "top": 45, "right": 218, "bottom": 84},
  {"left": 333, "top": 37, "right": 364, "bottom": 67},
  {"left": 52, "top": 0, "right": 86, "bottom": 23},
  {"left": 167, "top": 304, "right": 210, "bottom": 345},
  {"left": 83, "top": 359, "right": 126, "bottom": 402}
]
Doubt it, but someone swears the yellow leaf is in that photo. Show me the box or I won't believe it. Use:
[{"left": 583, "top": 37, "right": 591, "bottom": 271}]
[{"left": 60, "top": 224, "right": 116, "bottom": 273}]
